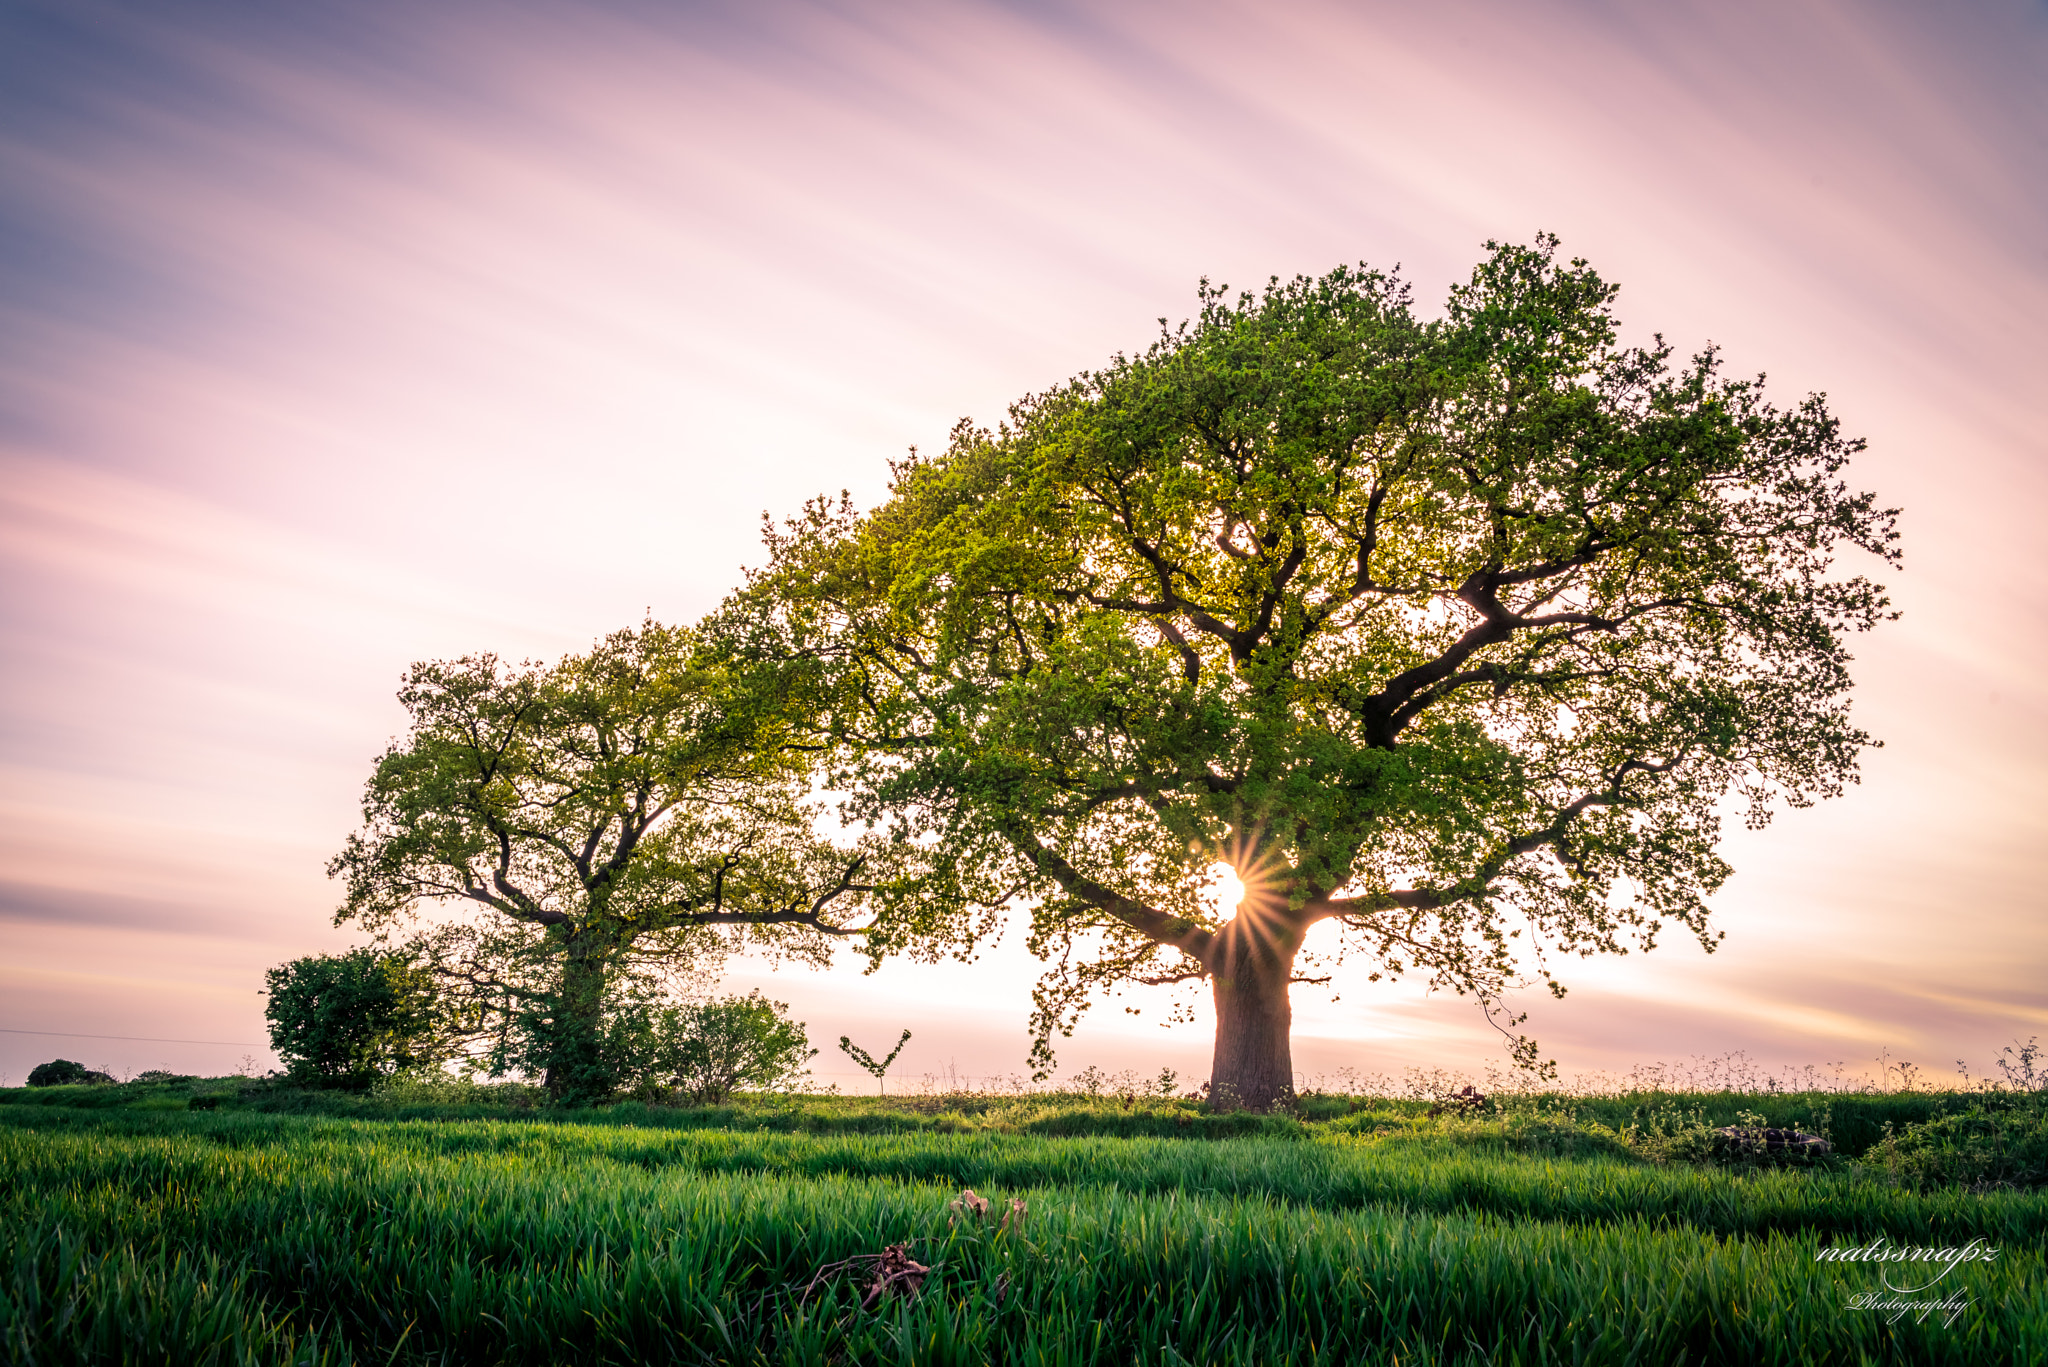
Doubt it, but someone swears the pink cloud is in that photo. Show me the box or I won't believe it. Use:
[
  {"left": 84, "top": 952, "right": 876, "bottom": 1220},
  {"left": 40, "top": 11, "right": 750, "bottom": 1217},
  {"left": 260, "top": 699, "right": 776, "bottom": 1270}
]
[{"left": 0, "top": 0, "right": 2040, "bottom": 1083}]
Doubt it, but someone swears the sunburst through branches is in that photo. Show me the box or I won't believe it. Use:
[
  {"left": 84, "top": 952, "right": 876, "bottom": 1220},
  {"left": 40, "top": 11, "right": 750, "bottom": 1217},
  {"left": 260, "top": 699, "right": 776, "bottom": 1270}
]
[
  {"left": 1200, "top": 831, "right": 1295, "bottom": 926},
  {"left": 1203, "top": 862, "right": 1246, "bottom": 921}
]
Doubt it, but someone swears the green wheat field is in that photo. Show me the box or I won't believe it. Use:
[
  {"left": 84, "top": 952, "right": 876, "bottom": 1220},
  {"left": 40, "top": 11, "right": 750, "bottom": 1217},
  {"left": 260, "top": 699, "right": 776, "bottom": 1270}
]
[{"left": 3, "top": 1078, "right": 2043, "bottom": 1365}]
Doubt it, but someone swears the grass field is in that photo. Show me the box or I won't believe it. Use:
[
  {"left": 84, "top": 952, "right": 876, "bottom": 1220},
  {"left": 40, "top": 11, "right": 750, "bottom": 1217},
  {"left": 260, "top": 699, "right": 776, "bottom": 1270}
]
[{"left": 3, "top": 1079, "right": 2042, "bottom": 1365}]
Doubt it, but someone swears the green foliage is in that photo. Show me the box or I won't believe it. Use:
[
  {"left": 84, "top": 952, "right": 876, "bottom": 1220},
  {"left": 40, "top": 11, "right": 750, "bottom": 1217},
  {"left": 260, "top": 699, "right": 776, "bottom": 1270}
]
[
  {"left": 448, "top": 986, "right": 818, "bottom": 1106},
  {"left": 838, "top": 1028, "right": 911, "bottom": 1094},
  {"left": 1457, "top": 1100, "right": 1638, "bottom": 1161},
  {"left": 746, "top": 236, "right": 1901, "bottom": 1101},
  {"left": 1560, "top": 1089, "right": 1954, "bottom": 1158},
  {"left": 1614, "top": 1100, "right": 1832, "bottom": 1170},
  {"left": 1868, "top": 1100, "right": 2048, "bottom": 1190},
  {"left": 610, "top": 991, "right": 818, "bottom": 1102},
  {"left": 2, "top": 1106, "right": 2044, "bottom": 1364},
  {"left": 328, "top": 621, "right": 910, "bottom": 1102},
  {"left": 4, "top": 1072, "right": 229, "bottom": 1111},
  {"left": 262, "top": 948, "right": 451, "bottom": 1088},
  {"left": 368, "top": 1073, "right": 546, "bottom": 1110},
  {"left": 25, "top": 1059, "right": 90, "bottom": 1087}
]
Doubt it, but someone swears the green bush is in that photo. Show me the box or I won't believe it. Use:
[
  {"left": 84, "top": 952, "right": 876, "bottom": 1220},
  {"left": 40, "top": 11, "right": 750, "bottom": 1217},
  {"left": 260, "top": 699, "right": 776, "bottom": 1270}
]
[
  {"left": 1616, "top": 1102, "right": 1837, "bottom": 1171},
  {"left": 263, "top": 948, "right": 453, "bottom": 1088},
  {"left": 25, "top": 1060, "right": 89, "bottom": 1088},
  {"left": 608, "top": 991, "right": 816, "bottom": 1102},
  {"left": 1868, "top": 1100, "right": 2048, "bottom": 1189},
  {"left": 669, "top": 992, "right": 816, "bottom": 1102}
]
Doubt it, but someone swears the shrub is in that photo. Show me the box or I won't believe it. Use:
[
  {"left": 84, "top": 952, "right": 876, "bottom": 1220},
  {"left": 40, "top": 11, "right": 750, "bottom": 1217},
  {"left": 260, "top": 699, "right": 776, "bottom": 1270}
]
[
  {"left": 1866, "top": 1100, "right": 2048, "bottom": 1189},
  {"left": 1620, "top": 1102, "right": 1837, "bottom": 1169},
  {"left": 612, "top": 991, "right": 816, "bottom": 1102},
  {"left": 26, "top": 1059, "right": 89, "bottom": 1087},
  {"left": 263, "top": 949, "right": 452, "bottom": 1088}
]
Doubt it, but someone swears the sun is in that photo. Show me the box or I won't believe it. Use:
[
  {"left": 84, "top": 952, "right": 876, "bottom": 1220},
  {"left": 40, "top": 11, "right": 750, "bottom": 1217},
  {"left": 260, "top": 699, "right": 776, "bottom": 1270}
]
[{"left": 1207, "top": 861, "right": 1247, "bottom": 917}]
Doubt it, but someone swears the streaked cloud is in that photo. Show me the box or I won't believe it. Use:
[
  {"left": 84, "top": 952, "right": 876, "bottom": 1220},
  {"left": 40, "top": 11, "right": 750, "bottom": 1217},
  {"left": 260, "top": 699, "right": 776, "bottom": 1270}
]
[{"left": 0, "top": 0, "right": 2041, "bottom": 1083}]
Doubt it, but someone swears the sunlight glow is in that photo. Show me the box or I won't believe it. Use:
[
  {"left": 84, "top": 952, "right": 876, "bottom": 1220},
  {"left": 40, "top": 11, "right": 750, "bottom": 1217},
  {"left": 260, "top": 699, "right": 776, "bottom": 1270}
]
[
  {"left": 1207, "top": 862, "right": 1247, "bottom": 918},
  {"left": 0, "top": 1, "right": 2037, "bottom": 1084}
]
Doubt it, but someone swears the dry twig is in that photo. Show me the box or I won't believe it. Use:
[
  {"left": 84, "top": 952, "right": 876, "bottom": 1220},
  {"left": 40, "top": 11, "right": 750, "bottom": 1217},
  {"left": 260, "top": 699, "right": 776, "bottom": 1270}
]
[{"left": 800, "top": 1242, "right": 932, "bottom": 1310}]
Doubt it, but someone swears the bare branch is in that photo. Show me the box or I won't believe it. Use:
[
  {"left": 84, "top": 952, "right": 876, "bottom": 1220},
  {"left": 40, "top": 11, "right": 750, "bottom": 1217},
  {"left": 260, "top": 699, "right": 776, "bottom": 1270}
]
[{"left": 1004, "top": 823, "right": 1214, "bottom": 962}]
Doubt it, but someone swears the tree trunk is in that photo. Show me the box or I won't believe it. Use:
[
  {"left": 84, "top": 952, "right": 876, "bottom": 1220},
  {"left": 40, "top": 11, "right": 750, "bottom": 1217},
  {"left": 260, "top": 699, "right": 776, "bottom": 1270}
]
[
  {"left": 542, "top": 930, "right": 613, "bottom": 1103},
  {"left": 1206, "top": 911, "right": 1305, "bottom": 1111}
]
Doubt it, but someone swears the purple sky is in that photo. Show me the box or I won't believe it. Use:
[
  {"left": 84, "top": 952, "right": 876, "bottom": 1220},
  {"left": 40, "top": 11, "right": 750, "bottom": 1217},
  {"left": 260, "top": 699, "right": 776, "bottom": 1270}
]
[{"left": 2, "top": 0, "right": 2043, "bottom": 1089}]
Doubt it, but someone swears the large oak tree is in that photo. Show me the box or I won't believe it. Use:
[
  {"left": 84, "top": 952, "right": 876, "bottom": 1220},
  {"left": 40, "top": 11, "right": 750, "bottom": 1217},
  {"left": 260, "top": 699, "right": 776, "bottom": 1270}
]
[{"left": 747, "top": 237, "right": 1900, "bottom": 1110}]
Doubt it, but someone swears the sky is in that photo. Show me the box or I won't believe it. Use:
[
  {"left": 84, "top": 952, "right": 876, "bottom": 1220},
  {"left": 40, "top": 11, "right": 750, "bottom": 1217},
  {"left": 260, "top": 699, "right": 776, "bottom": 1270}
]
[{"left": 1, "top": 0, "right": 2043, "bottom": 1091}]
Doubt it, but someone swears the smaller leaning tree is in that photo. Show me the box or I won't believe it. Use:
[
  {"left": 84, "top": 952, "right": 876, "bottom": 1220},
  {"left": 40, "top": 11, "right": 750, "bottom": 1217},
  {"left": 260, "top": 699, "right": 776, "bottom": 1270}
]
[
  {"left": 748, "top": 236, "right": 1901, "bottom": 1110},
  {"left": 331, "top": 621, "right": 915, "bottom": 1101}
]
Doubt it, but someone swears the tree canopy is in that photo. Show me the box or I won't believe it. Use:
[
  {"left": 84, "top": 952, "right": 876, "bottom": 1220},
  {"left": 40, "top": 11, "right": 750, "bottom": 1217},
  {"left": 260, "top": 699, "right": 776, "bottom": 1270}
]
[
  {"left": 330, "top": 621, "right": 913, "bottom": 1100},
  {"left": 746, "top": 235, "right": 1900, "bottom": 1110}
]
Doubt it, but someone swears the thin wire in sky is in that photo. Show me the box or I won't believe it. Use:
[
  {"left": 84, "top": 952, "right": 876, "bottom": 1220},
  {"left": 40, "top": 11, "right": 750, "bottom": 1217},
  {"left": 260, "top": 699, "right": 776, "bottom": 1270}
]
[{"left": 0, "top": 1027, "right": 266, "bottom": 1047}]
